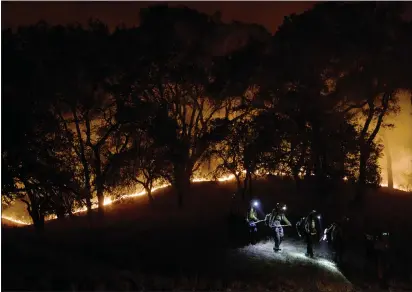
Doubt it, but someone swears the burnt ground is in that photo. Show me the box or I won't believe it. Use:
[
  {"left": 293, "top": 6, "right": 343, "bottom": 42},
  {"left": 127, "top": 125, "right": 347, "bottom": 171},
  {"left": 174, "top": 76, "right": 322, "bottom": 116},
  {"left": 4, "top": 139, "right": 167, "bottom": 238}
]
[{"left": 2, "top": 179, "right": 412, "bottom": 291}]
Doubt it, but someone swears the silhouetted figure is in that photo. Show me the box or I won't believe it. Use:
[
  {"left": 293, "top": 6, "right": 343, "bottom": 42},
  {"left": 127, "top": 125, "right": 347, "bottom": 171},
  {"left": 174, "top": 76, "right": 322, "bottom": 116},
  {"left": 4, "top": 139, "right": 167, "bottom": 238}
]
[
  {"left": 324, "top": 216, "right": 350, "bottom": 265},
  {"left": 365, "top": 232, "right": 391, "bottom": 288},
  {"left": 295, "top": 216, "right": 306, "bottom": 238},
  {"left": 266, "top": 203, "right": 291, "bottom": 252},
  {"left": 246, "top": 202, "right": 259, "bottom": 244},
  {"left": 303, "top": 210, "right": 320, "bottom": 258}
]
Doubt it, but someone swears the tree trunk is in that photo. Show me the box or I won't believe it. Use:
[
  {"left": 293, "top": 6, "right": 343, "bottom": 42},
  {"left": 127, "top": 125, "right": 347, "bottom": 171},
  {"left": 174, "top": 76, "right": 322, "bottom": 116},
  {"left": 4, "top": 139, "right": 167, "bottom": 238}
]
[
  {"left": 146, "top": 187, "right": 155, "bottom": 207},
  {"left": 248, "top": 171, "right": 253, "bottom": 199},
  {"left": 311, "top": 119, "right": 327, "bottom": 195},
  {"left": 56, "top": 208, "right": 66, "bottom": 221},
  {"left": 356, "top": 144, "right": 369, "bottom": 203},
  {"left": 29, "top": 207, "right": 45, "bottom": 233},
  {"left": 356, "top": 91, "right": 391, "bottom": 202},
  {"left": 383, "top": 132, "right": 393, "bottom": 189},
  {"left": 174, "top": 166, "right": 191, "bottom": 208},
  {"left": 242, "top": 173, "right": 248, "bottom": 200},
  {"left": 243, "top": 170, "right": 253, "bottom": 199},
  {"left": 25, "top": 191, "right": 45, "bottom": 233},
  {"left": 72, "top": 108, "right": 93, "bottom": 218},
  {"left": 85, "top": 196, "right": 92, "bottom": 218},
  {"left": 356, "top": 91, "right": 392, "bottom": 201},
  {"left": 93, "top": 146, "right": 105, "bottom": 217},
  {"left": 293, "top": 171, "right": 301, "bottom": 191},
  {"left": 235, "top": 175, "right": 242, "bottom": 194},
  {"left": 97, "top": 186, "right": 105, "bottom": 217}
]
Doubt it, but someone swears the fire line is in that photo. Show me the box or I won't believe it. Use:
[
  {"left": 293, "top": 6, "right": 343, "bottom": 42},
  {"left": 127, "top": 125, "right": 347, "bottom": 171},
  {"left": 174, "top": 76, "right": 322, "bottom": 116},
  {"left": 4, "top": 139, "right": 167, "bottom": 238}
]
[
  {"left": 1, "top": 172, "right": 408, "bottom": 226},
  {"left": 1, "top": 174, "right": 237, "bottom": 226}
]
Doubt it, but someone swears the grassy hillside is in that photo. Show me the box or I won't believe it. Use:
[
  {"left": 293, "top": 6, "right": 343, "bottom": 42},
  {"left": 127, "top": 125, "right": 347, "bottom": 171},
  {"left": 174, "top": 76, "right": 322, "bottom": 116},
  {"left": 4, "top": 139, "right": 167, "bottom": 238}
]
[
  {"left": 1, "top": 217, "right": 25, "bottom": 228},
  {"left": 2, "top": 178, "right": 412, "bottom": 291}
]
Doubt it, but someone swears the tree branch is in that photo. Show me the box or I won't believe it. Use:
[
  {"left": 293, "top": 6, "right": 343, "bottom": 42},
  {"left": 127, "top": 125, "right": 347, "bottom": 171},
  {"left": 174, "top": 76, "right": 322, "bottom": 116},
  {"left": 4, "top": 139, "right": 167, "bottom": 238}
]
[{"left": 368, "top": 91, "right": 392, "bottom": 144}]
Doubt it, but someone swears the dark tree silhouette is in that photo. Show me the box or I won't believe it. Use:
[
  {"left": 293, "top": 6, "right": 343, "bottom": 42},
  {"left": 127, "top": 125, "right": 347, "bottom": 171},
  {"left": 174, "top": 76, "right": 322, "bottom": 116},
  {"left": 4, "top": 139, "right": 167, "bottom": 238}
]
[
  {"left": 205, "top": 119, "right": 256, "bottom": 198},
  {"left": 261, "top": 2, "right": 410, "bottom": 198},
  {"left": 2, "top": 25, "right": 81, "bottom": 230},
  {"left": 48, "top": 21, "right": 131, "bottom": 215},
  {"left": 327, "top": 3, "right": 408, "bottom": 200},
  {"left": 2, "top": 3, "right": 411, "bottom": 228},
  {"left": 110, "top": 127, "right": 167, "bottom": 206},
  {"left": 115, "top": 5, "right": 254, "bottom": 207}
]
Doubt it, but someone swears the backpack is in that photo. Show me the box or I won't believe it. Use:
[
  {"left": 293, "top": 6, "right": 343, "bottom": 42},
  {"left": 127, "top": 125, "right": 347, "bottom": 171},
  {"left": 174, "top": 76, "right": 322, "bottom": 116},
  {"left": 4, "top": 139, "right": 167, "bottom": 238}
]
[
  {"left": 268, "top": 211, "right": 283, "bottom": 227},
  {"left": 325, "top": 223, "right": 336, "bottom": 243},
  {"left": 305, "top": 217, "right": 317, "bottom": 235}
]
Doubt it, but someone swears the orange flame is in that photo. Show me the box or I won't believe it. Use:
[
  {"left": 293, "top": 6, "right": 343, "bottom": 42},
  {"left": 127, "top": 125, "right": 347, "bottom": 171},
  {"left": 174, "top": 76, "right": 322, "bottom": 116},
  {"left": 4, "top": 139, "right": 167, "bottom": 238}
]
[
  {"left": 2, "top": 215, "right": 31, "bottom": 225},
  {"left": 2, "top": 172, "right": 408, "bottom": 226},
  {"left": 2, "top": 174, "right": 237, "bottom": 225}
]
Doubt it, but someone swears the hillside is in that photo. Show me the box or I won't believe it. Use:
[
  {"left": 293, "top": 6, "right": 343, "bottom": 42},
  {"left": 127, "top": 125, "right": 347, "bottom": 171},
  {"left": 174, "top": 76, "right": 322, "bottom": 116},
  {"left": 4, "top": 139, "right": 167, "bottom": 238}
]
[
  {"left": 1, "top": 217, "right": 24, "bottom": 228},
  {"left": 2, "top": 178, "right": 412, "bottom": 291}
]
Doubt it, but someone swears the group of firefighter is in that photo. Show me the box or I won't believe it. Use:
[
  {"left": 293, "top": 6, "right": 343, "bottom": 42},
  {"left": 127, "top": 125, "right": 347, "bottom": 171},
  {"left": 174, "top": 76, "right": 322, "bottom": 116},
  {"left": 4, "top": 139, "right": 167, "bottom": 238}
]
[
  {"left": 244, "top": 199, "right": 391, "bottom": 287},
  {"left": 246, "top": 201, "right": 320, "bottom": 257}
]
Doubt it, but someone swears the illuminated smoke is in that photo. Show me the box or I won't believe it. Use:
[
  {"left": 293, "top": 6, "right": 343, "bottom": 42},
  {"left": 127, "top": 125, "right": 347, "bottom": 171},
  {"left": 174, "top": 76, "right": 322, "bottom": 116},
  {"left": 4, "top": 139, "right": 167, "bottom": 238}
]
[{"left": 379, "top": 91, "right": 412, "bottom": 191}]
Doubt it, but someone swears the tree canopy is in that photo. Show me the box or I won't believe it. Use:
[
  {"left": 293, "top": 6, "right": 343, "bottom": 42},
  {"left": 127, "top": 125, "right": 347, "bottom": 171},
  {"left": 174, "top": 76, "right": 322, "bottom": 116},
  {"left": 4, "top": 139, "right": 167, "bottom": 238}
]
[{"left": 2, "top": 3, "right": 411, "bottom": 229}]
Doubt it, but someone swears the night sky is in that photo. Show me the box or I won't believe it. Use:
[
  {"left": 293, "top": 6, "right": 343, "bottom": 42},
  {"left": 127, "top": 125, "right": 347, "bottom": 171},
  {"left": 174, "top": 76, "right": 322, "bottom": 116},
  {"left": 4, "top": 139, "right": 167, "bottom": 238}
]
[{"left": 2, "top": 1, "right": 317, "bottom": 33}]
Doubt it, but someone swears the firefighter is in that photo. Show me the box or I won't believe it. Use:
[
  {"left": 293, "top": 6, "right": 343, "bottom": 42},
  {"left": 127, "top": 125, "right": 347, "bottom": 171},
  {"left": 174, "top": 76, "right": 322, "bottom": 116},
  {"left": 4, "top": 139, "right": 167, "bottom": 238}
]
[
  {"left": 304, "top": 210, "right": 320, "bottom": 258},
  {"left": 324, "top": 216, "right": 349, "bottom": 265},
  {"left": 266, "top": 203, "right": 292, "bottom": 252},
  {"left": 246, "top": 200, "right": 260, "bottom": 244},
  {"left": 365, "top": 231, "right": 391, "bottom": 288},
  {"left": 295, "top": 216, "right": 307, "bottom": 239}
]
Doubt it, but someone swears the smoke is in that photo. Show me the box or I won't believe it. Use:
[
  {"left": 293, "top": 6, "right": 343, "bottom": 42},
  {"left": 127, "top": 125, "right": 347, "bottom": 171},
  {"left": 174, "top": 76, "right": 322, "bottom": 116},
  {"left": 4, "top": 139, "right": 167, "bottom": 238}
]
[{"left": 379, "top": 90, "right": 412, "bottom": 191}]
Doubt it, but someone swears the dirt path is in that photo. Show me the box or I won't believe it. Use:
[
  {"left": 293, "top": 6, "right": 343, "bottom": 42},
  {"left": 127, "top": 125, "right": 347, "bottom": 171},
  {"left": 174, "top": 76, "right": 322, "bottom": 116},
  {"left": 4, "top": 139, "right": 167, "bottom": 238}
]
[
  {"left": 4, "top": 228, "right": 412, "bottom": 291},
  {"left": 223, "top": 240, "right": 353, "bottom": 292}
]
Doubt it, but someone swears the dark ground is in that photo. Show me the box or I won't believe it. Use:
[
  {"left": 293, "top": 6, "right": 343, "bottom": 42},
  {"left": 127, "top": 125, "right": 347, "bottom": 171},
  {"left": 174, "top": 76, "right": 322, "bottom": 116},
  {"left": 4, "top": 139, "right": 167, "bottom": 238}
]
[{"left": 2, "top": 178, "right": 412, "bottom": 291}]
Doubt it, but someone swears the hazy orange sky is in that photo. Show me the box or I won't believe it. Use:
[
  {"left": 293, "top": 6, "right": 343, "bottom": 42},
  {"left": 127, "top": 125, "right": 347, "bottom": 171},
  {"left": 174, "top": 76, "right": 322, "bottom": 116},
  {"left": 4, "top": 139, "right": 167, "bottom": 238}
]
[{"left": 2, "top": 1, "right": 317, "bottom": 33}]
